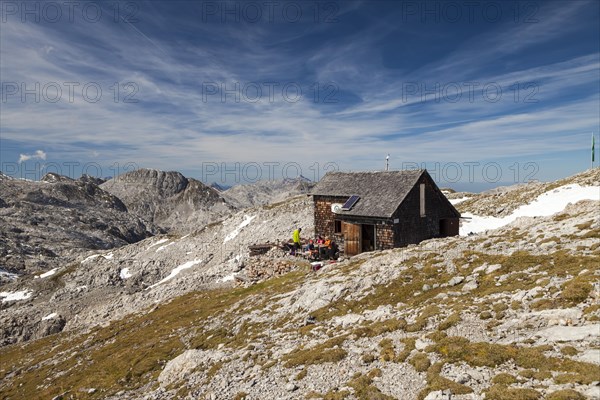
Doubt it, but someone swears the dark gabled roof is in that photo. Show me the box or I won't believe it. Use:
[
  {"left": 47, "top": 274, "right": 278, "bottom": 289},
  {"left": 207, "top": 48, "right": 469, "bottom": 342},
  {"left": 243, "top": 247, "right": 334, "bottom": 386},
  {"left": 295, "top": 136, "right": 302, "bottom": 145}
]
[{"left": 311, "top": 169, "right": 425, "bottom": 218}]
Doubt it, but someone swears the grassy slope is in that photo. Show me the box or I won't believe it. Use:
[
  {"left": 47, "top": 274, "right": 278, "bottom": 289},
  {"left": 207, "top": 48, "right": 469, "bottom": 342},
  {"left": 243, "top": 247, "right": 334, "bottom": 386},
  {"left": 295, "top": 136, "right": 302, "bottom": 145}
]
[
  {"left": 2, "top": 247, "right": 598, "bottom": 399},
  {"left": 1, "top": 173, "right": 599, "bottom": 400},
  {"left": 0, "top": 269, "right": 310, "bottom": 399}
]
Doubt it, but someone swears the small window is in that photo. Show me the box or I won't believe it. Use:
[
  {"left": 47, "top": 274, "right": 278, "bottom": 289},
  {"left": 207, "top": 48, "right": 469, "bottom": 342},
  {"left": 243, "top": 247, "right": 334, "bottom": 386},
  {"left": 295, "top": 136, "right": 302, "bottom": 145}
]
[
  {"left": 420, "top": 183, "right": 426, "bottom": 217},
  {"left": 334, "top": 220, "right": 342, "bottom": 233}
]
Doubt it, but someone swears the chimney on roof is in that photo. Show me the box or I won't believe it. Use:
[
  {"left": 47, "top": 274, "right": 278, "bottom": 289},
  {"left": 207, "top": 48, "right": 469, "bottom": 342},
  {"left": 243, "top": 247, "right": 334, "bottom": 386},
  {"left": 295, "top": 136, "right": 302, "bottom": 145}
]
[{"left": 385, "top": 154, "right": 390, "bottom": 171}]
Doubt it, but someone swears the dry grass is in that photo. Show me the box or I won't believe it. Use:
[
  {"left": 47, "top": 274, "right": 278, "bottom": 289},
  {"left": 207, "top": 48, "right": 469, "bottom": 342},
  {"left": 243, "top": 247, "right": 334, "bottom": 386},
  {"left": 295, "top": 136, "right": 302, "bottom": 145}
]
[
  {"left": 485, "top": 385, "right": 541, "bottom": 400},
  {"left": 283, "top": 335, "right": 348, "bottom": 368},
  {"left": 409, "top": 352, "right": 431, "bottom": 372},
  {"left": 417, "top": 362, "right": 473, "bottom": 400},
  {"left": 546, "top": 389, "right": 587, "bottom": 400},
  {"left": 0, "top": 269, "right": 309, "bottom": 399},
  {"left": 428, "top": 336, "right": 600, "bottom": 385},
  {"left": 347, "top": 372, "right": 395, "bottom": 400}
]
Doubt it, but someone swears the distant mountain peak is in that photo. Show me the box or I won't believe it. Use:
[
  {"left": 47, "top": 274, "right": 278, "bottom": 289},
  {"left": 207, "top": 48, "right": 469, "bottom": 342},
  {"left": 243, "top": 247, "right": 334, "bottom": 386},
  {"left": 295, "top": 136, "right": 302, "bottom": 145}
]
[
  {"left": 282, "top": 175, "right": 312, "bottom": 184},
  {"left": 40, "top": 173, "right": 74, "bottom": 183},
  {"left": 210, "top": 182, "right": 230, "bottom": 192},
  {"left": 100, "top": 168, "right": 235, "bottom": 231}
]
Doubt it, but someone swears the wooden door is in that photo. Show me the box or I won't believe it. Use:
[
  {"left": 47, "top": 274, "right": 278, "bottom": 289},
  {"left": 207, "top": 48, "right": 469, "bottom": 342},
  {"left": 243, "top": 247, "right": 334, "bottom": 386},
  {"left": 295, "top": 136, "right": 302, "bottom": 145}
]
[
  {"left": 440, "top": 218, "right": 459, "bottom": 237},
  {"left": 342, "top": 222, "right": 361, "bottom": 256}
]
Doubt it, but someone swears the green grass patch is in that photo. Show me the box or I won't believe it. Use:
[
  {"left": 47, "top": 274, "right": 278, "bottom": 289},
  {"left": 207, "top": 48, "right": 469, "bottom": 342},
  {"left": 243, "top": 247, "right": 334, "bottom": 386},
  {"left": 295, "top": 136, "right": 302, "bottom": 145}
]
[
  {"left": 395, "top": 337, "right": 416, "bottom": 362},
  {"left": 379, "top": 338, "right": 395, "bottom": 362},
  {"left": 584, "top": 304, "right": 600, "bottom": 314},
  {"left": 0, "top": 269, "right": 309, "bottom": 399},
  {"left": 484, "top": 385, "right": 541, "bottom": 400},
  {"left": 438, "top": 312, "right": 461, "bottom": 331},
  {"left": 546, "top": 389, "right": 587, "bottom": 400},
  {"left": 283, "top": 335, "right": 348, "bottom": 368},
  {"left": 518, "top": 369, "right": 552, "bottom": 380},
  {"left": 352, "top": 318, "right": 407, "bottom": 338},
  {"left": 295, "top": 367, "right": 308, "bottom": 380},
  {"left": 309, "top": 255, "right": 450, "bottom": 323},
  {"left": 538, "top": 236, "right": 560, "bottom": 244},
  {"left": 361, "top": 353, "right": 376, "bottom": 364},
  {"left": 348, "top": 373, "right": 395, "bottom": 400},
  {"left": 305, "top": 389, "right": 351, "bottom": 399},
  {"left": 560, "top": 346, "right": 578, "bottom": 356},
  {"left": 409, "top": 352, "right": 431, "bottom": 372},
  {"left": 492, "top": 373, "right": 517, "bottom": 385},
  {"left": 561, "top": 278, "right": 593, "bottom": 305},
  {"left": 309, "top": 250, "right": 598, "bottom": 331},
  {"left": 530, "top": 298, "right": 556, "bottom": 311},
  {"left": 407, "top": 305, "right": 441, "bottom": 332},
  {"left": 417, "top": 362, "right": 473, "bottom": 400},
  {"left": 575, "top": 220, "right": 594, "bottom": 230},
  {"left": 427, "top": 336, "right": 600, "bottom": 385}
]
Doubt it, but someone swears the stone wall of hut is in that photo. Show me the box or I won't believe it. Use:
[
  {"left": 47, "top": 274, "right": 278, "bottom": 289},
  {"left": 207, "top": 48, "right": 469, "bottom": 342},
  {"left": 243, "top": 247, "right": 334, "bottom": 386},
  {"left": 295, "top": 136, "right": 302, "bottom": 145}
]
[
  {"left": 313, "top": 195, "right": 346, "bottom": 239},
  {"left": 375, "top": 224, "right": 395, "bottom": 250}
]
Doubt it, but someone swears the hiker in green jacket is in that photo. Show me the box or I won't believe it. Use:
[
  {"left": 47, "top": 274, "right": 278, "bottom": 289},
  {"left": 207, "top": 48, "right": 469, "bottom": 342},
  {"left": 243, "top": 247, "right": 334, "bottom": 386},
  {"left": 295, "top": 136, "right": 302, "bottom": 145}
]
[{"left": 292, "top": 228, "right": 302, "bottom": 253}]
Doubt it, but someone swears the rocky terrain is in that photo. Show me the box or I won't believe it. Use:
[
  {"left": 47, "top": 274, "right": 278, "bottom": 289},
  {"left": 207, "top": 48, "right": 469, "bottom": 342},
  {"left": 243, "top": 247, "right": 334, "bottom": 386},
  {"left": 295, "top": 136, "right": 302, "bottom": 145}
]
[
  {"left": 0, "top": 168, "right": 310, "bottom": 281},
  {"left": 210, "top": 182, "right": 231, "bottom": 192},
  {"left": 0, "top": 172, "right": 158, "bottom": 277},
  {"left": 450, "top": 168, "right": 599, "bottom": 218},
  {"left": 101, "top": 169, "right": 235, "bottom": 233},
  {"left": 222, "top": 176, "right": 315, "bottom": 209},
  {"left": 0, "top": 169, "right": 598, "bottom": 400},
  {"left": 0, "top": 194, "right": 313, "bottom": 346}
]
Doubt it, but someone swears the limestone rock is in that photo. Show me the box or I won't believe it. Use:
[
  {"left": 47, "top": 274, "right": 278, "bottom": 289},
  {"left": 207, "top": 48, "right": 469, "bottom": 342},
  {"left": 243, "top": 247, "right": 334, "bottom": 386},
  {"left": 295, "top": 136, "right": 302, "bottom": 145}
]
[
  {"left": 448, "top": 276, "right": 465, "bottom": 286},
  {"left": 101, "top": 169, "right": 235, "bottom": 232}
]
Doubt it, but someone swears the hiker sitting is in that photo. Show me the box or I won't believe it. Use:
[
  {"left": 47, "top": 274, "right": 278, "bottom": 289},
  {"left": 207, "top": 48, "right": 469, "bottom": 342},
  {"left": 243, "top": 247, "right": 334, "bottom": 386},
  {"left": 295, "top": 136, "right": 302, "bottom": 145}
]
[
  {"left": 303, "top": 239, "right": 315, "bottom": 252},
  {"left": 328, "top": 241, "right": 339, "bottom": 260},
  {"left": 319, "top": 237, "right": 331, "bottom": 259},
  {"left": 306, "top": 240, "right": 321, "bottom": 259}
]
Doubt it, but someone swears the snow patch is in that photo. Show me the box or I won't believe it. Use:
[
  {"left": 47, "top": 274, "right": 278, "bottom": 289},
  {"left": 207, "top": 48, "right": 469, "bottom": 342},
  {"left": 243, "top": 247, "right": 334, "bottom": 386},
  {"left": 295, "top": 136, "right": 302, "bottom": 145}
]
[
  {"left": 219, "top": 273, "right": 237, "bottom": 283},
  {"left": 1, "top": 290, "right": 32, "bottom": 303},
  {"left": 148, "top": 259, "right": 203, "bottom": 289},
  {"left": 42, "top": 312, "right": 58, "bottom": 321},
  {"left": 449, "top": 197, "right": 471, "bottom": 205},
  {"left": 147, "top": 238, "right": 169, "bottom": 250},
  {"left": 224, "top": 215, "right": 256, "bottom": 243},
  {"left": 102, "top": 253, "right": 114, "bottom": 260},
  {"left": 81, "top": 254, "right": 101, "bottom": 263},
  {"left": 35, "top": 268, "right": 58, "bottom": 279},
  {"left": 156, "top": 242, "right": 175, "bottom": 252},
  {"left": 461, "top": 184, "right": 600, "bottom": 235},
  {"left": 120, "top": 268, "right": 132, "bottom": 279}
]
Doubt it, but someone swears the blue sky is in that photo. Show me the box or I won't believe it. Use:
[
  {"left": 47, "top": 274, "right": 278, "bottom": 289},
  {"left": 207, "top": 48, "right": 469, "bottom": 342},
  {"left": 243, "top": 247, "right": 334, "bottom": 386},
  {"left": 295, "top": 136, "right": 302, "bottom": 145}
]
[{"left": 1, "top": 0, "right": 599, "bottom": 190}]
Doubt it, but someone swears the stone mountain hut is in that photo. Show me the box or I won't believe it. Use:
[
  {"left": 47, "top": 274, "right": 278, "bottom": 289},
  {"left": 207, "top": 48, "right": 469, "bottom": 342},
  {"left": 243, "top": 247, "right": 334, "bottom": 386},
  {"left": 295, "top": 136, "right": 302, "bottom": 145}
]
[{"left": 311, "top": 169, "right": 460, "bottom": 255}]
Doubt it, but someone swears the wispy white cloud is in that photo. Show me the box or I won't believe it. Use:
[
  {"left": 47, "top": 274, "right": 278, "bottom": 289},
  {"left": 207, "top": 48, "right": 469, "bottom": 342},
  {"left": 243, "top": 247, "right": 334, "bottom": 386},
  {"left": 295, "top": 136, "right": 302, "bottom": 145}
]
[
  {"left": 0, "top": 0, "right": 598, "bottom": 181},
  {"left": 18, "top": 150, "right": 47, "bottom": 163}
]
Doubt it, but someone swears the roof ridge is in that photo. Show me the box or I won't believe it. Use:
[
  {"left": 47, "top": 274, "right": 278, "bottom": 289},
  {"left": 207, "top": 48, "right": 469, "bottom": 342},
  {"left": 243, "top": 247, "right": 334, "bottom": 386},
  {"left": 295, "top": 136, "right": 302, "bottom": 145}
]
[{"left": 311, "top": 169, "right": 428, "bottom": 218}]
